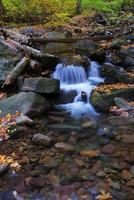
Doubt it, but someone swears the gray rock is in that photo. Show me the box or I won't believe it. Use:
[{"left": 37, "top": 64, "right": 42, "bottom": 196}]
[
  {"left": 0, "top": 92, "right": 50, "bottom": 118},
  {"left": 75, "top": 39, "right": 100, "bottom": 53},
  {"left": 48, "top": 123, "right": 82, "bottom": 132},
  {"left": 32, "top": 133, "right": 51, "bottom": 145},
  {"left": 96, "top": 171, "right": 106, "bottom": 177},
  {"left": 0, "top": 41, "right": 21, "bottom": 86},
  {"left": 110, "top": 189, "right": 127, "bottom": 200},
  {"left": 91, "top": 87, "right": 134, "bottom": 111},
  {"left": 21, "top": 78, "right": 60, "bottom": 95},
  {"left": 0, "top": 164, "right": 9, "bottom": 175},
  {"left": 55, "top": 142, "right": 74, "bottom": 152},
  {"left": 130, "top": 166, "right": 134, "bottom": 177},
  {"left": 15, "top": 115, "right": 34, "bottom": 125},
  {"left": 114, "top": 97, "right": 134, "bottom": 110},
  {"left": 110, "top": 181, "right": 120, "bottom": 190}
]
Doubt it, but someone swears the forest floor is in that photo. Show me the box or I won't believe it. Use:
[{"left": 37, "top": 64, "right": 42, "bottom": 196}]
[{"left": 0, "top": 11, "right": 134, "bottom": 200}]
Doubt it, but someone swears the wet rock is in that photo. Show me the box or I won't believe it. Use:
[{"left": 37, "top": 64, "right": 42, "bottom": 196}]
[
  {"left": 101, "top": 144, "right": 115, "bottom": 154},
  {"left": 96, "top": 170, "right": 106, "bottom": 177},
  {"left": 114, "top": 97, "right": 134, "bottom": 110},
  {"left": 75, "top": 39, "right": 100, "bottom": 54},
  {"left": 32, "top": 134, "right": 52, "bottom": 146},
  {"left": 109, "top": 39, "right": 125, "bottom": 50},
  {"left": 97, "top": 125, "right": 116, "bottom": 138},
  {"left": 0, "top": 164, "right": 9, "bottom": 175},
  {"left": 122, "top": 169, "right": 132, "bottom": 180},
  {"left": 126, "top": 179, "right": 134, "bottom": 187},
  {"left": 91, "top": 86, "right": 134, "bottom": 111},
  {"left": 55, "top": 142, "right": 74, "bottom": 152},
  {"left": 25, "top": 177, "right": 46, "bottom": 187},
  {"left": 15, "top": 115, "right": 34, "bottom": 126},
  {"left": 110, "top": 189, "right": 127, "bottom": 200},
  {"left": 48, "top": 123, "right": 82, "bottom": 132},
  {"left": 102, "top": 63, "right": 134, "bottom": 84},
  {"left": 80, "top": 150, "right": 100, "bottom": 158},
  {"left": 21, "top": 77, "right": 60, "bottom": 95},
  {"left": 116, "top": 134, "right": 134, "bottom": 144},
  {"left": 108, "top": 116, "right": 134, "bottom": 126},
  {"left": 82, "top": 120, "right": 97, "bottom": 129},
  {"left": 0, "top": 190, "right": 16, "bottom": 200},
  {"left": 130, "top": 166, "right": 134, "bottom": 177},
  {"left": 0, "top": 92, "right": 50, "bottom": 118},
  {"left": 110, "top": 181, "right": 120, "bottom": 190},
  {"left": 40, "top": 156, "right": 61, "bottom": 168}
]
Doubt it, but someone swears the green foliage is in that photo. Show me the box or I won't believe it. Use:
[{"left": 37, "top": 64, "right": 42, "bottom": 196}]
[{"left": 1, "top": 0, "right": 134, "bottom": 25}]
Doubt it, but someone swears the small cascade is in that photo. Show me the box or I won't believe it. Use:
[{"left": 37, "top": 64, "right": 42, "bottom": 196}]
[
  {"left": 52, "top": 60, "right": 104, "bottom": 119},
  {"left": 53, "top": 63, "right": 87, "bottom": 84},
  {"left": 88, "top": 61, "right": 104, "bottom": 84}
]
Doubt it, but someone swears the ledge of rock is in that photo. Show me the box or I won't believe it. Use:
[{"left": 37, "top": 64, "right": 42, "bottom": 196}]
[
  {"left": 21, "top": 77, "right": 60, "bottom": 95},
  {"left": 91, "top": 84, "right": 134, "bottom": 111},
  {"left": 0, "top": 91, "right": 50, "bottom": 118}
]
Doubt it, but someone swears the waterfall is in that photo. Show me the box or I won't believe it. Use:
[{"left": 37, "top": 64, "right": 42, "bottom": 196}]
[
  {"left": 53, "top": 64, "right": 87, "bottom": 84},
  {"left": 52, "top": 60, "right": 104, "bottom": 119}
]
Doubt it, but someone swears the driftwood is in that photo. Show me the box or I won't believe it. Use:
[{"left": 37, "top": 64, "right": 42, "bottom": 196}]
[
  {"left": 4, "top": 56, "right": 30, "bottom": 85},
  {"left": 30, "top": 35, "right": 115, "bottom": 44},
  {"left": 8, "top": 39, "right": 59, "bottom": 60},
  {"left": 2, "top": 28, "right": 30, "bottom": 45}
]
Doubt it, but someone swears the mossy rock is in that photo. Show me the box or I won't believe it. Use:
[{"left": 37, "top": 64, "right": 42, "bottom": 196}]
[{"left": 91, "top": 87, "right": 134, "bottom": 112}]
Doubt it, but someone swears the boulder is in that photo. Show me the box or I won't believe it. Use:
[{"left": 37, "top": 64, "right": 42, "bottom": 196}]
[
  {"left": 91, "top": 85, "right": 134, "bottom": 111},
  {"left": 75, "top": 39, "right": 100, "bottom": 53},
  {"left": 21, "top": 77, "right": 60, "bottom": 95},
  {"left": 32, "top": 133, "right": 51, "bottom": 145},
  {"left": 102, "top": 63, "right": 134, "bottom": 84},
  {"left": 0, "top": 92, "right": 50, "bottom": 118},
  {"left": 0, "top": 42, "right": 21, "bottom": 86}
]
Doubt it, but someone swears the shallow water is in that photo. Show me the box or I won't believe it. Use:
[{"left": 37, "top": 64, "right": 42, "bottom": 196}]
[{"left": 53, "top": 60, "right": 104, "bottom": 119}]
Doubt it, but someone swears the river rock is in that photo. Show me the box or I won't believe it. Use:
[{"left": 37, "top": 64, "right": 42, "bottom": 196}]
[
  {"left": 0, "top": 41, "right": 21, "bottom": 86},
  {"left": 91, "top": 86, "right": 134, "bottom": 111},
  {"left": 0, "top": 92, "right": 50, "bottom": 118},
  {"left": 101, "top": 144, "right": 115, "bottom": 154},
  {"left": 32, "top": 133, "right": 51, "bottom": 145},
  {"left": 116, "top": 47, "right": 134, "bottom": 68},
  {"left": 55, "top": 142, "right": 74, "bottom": 152},
  {"left": 102, "top": 63, "right": 134, "bottom": 84},
  {"left": 0, "top": 164, "right": 9, "bottom": 175},
  {"left": 116, "top": 134, "right": 134, "bottom": 144},
  {"left": 114, "top": 97, "right": 134, "bottom": 110},
  {"left": 75, "top": 39, "right": 100, "bottom": 53},
  {"left": 21, "top": 77, "right": 60, "bottom": 95}
]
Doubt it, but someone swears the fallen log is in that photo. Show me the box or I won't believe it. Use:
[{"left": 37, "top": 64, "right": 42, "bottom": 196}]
[
  {"left": 30, "top": 35, "right": 115, "bottom": 44},
  {"left": 4, "top": 56, "right": 30, "bottom": 86},
  {"left": 8, "top": 39, "right": 59, "bottom": 60},
  {"left": 2, "top": 28, "right": 30, "bottom": 45}
]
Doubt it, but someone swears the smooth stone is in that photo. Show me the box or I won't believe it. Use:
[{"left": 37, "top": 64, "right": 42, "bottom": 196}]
[
  {"left": 32, "top": 134, "right": 51, "bottom": 145},
  {"left": 21, "top": 77, "right": 60, "bottom": 95},
  {"left": 96, "top": 170, "right": 106, "bottom": 177},
  {"left": 130, "top": 166, "right": 134, "bottom": 177},
  {"left": 55, "top": 142, "right": 74, "bottom": 152},
  {"left": 48, "top": 124, "right": 82, "bottom": 131},
  {"left": 101, "top": 144, "right": 115, "bottom": 154},
  {"left": 110, "top": 189, "right": 127, "bottom": 200},
  {"left": 0, "top": 164, "right": 9, "bottom": 175},
  {"left": 0, "top": 92, "right": 50, "bottom": 118},
  {"left": 110, "top": 181, "right": 120, "bottom": 190},
  {"left": 15, "top": 115, "right": 34, "bottom": 125}
]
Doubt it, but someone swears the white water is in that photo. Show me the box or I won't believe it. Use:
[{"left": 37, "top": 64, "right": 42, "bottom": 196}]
[{"left": 53, "top": 60, "right": 104, "bottom": 119}]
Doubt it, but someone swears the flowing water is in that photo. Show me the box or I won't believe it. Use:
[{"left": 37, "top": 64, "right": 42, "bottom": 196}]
[{"left": 53, "top": 60, "right": 104, "bottom": 119}]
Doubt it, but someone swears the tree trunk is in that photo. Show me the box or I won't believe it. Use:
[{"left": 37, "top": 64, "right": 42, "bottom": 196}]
[
  {"left": 0, "top": 0, "right": 5, "bottom": 20},
  {"left": 76, "top": 0, "right": 82, "bottom": 14}
]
